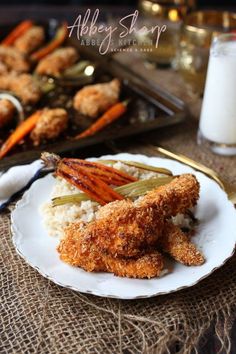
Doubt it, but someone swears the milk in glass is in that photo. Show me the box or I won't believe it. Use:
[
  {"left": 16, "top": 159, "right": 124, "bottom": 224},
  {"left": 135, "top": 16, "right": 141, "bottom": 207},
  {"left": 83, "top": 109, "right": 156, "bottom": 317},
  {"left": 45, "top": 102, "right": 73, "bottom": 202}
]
[{"left": 199, "top": 34, "right": 236, "bottom": 155}]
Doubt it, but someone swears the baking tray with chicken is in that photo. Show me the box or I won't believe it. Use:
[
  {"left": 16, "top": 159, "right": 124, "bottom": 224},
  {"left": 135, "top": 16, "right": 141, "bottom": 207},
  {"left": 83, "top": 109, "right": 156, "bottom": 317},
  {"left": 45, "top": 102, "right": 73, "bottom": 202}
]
[{"left": 0, "top": 20, "right": 187, "bottom": 169}]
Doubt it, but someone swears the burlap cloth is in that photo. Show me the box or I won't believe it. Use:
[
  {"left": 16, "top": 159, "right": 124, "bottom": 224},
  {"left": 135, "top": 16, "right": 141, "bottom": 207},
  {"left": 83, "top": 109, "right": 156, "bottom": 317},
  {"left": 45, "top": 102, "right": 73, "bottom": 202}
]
[{"left": 1, "top": 55, "right": 236, "bottom": 354}]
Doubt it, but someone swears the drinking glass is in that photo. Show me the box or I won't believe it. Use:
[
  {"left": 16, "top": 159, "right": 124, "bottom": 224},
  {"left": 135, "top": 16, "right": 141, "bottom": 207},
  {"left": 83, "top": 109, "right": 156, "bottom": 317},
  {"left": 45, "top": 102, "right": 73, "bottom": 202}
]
[
  {"left": 138, "top": 0, "right": 195, "bottom": 66},
  {"left": 177, "top": 11, "right": 236, "bottom": 95},
  {"left": 198, "top": 33, "right": 236, "bottom": 156}
]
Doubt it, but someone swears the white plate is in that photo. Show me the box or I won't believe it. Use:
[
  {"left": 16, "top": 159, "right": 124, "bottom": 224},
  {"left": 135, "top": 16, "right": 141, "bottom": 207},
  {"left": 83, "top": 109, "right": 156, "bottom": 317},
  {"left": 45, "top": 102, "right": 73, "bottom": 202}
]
[{"left": 11, "top": 153, "right": 236, "bottom": 299}]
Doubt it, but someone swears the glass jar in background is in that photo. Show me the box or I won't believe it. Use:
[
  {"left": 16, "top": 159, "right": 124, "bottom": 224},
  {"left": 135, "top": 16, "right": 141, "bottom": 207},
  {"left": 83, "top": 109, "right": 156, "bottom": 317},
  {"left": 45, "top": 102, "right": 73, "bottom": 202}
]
[
  {"left": 198, "top": 33, "right": 236, "bottom": 156},
  {"left": 176, "top": 11, "right": 236, "bottom": 95},
  {"left": 138, "top": 0, "right": 195, "bottom": 67},
  {"left": 134, "top": 17, "right": 181, "bottom": 67}
]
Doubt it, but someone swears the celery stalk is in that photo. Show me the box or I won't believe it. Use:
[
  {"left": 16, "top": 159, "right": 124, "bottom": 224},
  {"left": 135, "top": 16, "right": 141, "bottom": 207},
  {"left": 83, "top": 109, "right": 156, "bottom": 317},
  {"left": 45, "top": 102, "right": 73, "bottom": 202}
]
[
  {"left": 52, "top": 176, "right": 173, "bottom": 207},
  {"left": 98, "top": 160, "right": 172, "bottom": 176}
]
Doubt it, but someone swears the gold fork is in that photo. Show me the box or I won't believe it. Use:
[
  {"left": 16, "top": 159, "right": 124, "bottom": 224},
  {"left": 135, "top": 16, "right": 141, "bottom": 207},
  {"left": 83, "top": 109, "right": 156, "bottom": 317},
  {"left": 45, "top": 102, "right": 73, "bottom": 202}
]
[{"left": 148, "top": 145, "right": 236, "bottom": 204}]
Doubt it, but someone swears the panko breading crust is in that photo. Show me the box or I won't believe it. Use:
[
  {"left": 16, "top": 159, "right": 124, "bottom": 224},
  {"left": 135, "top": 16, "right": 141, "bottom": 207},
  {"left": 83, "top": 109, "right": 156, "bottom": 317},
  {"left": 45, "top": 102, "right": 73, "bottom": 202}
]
[
  {"left": 58, "top": 223, "right": 164, "bottom": 278},
  {"left": 0, "top": 45, "right": 30, "bottom": 73},
  {"left": 159, "top": 222, "right": 204, "bottom": 266},
  {"left": 138, "top": 173, "right": 200, "bottom": 217},
  {"left": 36, "top": 47, "right": 78, "bottom": 77},
  {"left": 61, "top": 174, "right": 199, "bottom": 258},
  {"left": 0, "top": 73, "right": 41, "bottom": 104},
  {"left": 73, "top": 79, "right": 120, "bottom": 118},
  {"left": 57, "top": 174, "right": 204, "bottom": 278},
  {"left": 14, "top": 26, "right": 45, "bottom": 54},
  {"left": 30, "top": 108, "right": 68, "bottom": 146}
]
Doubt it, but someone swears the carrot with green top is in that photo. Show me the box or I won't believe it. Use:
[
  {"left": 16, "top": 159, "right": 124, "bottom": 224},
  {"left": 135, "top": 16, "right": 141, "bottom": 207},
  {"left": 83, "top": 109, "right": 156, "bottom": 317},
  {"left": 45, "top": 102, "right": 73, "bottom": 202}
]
[
  {"left": 30, "top": 22, "right": 68, "bottom": 61},
  {"left": 75, "top": 100, "right": 129, "bottom": 139},
  {"left": 62, "top": 158, "right": 137, "bottom": 185},
  {"left": 1, "top": 20, "right": 33, "bottom": 46},
  {"left": 0, "top": 110, "right": 42, "bottom": 159},
  {"left": 57, "top": 161, "right": 124, "bottom": 205}
]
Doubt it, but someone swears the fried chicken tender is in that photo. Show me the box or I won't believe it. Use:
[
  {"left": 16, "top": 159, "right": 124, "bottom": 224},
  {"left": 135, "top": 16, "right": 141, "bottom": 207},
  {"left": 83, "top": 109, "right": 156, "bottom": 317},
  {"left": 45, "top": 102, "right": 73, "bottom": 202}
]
[
  {"left": 159, "top": 222, "right": 205, "bottom": 266},
  {"left": 60, "top": 174, "right": 199, "bottom": 259},
  {"left": 81, "top": 199, "right": 165, "bottom": 258},
  {"left": 0, "top": 45, "right": 30, "bottom": 73},
  {"left": 103, "top": 251, "right": 164, "bottom": 278},
  {"left": 58, "top": 223, "right": 164, "bottom": 278},
  {"left": 0, "top": 73, "right": 41, "bottom": 104},
  {"left": 36, "top": 47, "right": 78, "bottom": 77},
  {"left": 0, "top": 99, "right": 15, "bottom": 128},
  {"left": 138, "top": 173, "right": 200, "bottom": 217},
  {"left": 14, "top": 26, "right": 45, "bottom": 54},
  {"left": 30, "top": 108, "right": 68, "bottom": 146},
  {"left": 73, "top": 79, "right": 120, "bottom": 118},
  {"left": 57, "top": 174, "right": 201, "bottom": 277}
]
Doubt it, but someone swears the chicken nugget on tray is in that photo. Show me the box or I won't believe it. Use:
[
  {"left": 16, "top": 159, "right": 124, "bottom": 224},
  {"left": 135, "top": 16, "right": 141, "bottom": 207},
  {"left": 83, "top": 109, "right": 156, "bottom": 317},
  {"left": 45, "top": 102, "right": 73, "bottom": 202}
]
[
  {"left": 0, "top": 45, "right": 30, "bottom": 73},
  {"left": 30, "top": 108, "right": 68, "bottom": 146},
  {"left": 35, "top": 47, "right": 78, "bottom": 77},
  {"left": 0, "top": 99, "right": 15, "bottom": 128},
  {"left": 14, "top": 26, "right": 45, "bottom": 54},
  {"left": 0, "top": 73, "right": 41, "bottom": 105},
  {"left": 73, "top": 79, "right": 120, "bottom": 118}
]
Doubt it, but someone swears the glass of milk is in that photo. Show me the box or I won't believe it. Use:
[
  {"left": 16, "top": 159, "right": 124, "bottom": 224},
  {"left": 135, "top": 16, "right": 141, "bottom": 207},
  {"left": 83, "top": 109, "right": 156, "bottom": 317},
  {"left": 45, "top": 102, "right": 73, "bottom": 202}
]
[{"left": 198, "top": 33, "right": 236, "bottom": 156}]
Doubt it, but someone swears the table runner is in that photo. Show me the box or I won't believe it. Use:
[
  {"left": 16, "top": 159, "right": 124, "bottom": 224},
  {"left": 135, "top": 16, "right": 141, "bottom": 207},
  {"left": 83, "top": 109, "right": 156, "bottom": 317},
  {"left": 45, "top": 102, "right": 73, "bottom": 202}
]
[{"left": 1, "top": 66, "right": 236, "bottom": 354}]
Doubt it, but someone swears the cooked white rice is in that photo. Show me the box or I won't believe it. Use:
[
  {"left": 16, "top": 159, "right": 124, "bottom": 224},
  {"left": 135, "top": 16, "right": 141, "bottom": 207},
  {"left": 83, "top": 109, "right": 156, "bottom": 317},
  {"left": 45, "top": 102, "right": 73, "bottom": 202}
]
[{"left": 40, "top": 161, "right": 193, "bottom": 238}]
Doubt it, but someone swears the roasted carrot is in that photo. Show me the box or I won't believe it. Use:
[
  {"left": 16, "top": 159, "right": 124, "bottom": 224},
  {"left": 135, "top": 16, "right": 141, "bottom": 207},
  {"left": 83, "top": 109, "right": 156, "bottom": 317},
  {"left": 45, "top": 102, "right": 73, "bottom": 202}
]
[
  {"left": 62, "top": 158, "right": 137, "bottom": 186},
  {"left": 0, "top": 110, "right": 42, "bottom": 159},
  {"left": 57, "top": 161, "right": 124, "bottom": 205},
  {"left": 74, "top": 100, "right": 128, "bottom": 139},
  {"left": 2, "top": 20, "right": 33, "bottom": 46},
  {"left": 30, "top": 22, "right": 68, "bottom": 61}
]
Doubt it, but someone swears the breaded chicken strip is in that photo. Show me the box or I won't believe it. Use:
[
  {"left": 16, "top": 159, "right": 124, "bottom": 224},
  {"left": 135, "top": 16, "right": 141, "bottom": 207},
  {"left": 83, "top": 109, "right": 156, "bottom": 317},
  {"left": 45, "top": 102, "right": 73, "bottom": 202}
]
[
  {"left": 103, "top": 251, "right": 164, "bottom": 278},
  {"left": 0, "top": 45, "right": 30, "bottom": 73},
  {"left": 61, "top": 174, "right": 199, "bottom": 258},
  {"left": 58, "top": 223, "right": 164, "bottom": 278},
  {"left": 0, "top": 99, "right": 15, "bottom": 128},
  {"left": 36, "top": 47, "right": 78, "bottom": 77},
  {"left": 73, "top": 79, "right": 120, "bottom": 118},
  {"left": 0, "top": 73, "right": 41, "bottom": 104},
  {"left": 14, "top": 26, "right": 45, "bottom": 54},
  {"left": 94, "top": 200, "right": 164, "bottom": 257},
  {"left": 30, "top": 108, "right": 68, "bottom": 146},
  {"left": 138, "top": 173, "right": 200, "bottom": 217},
  {"left": 159, "top": 222, "right": 204, "bottom": 266}
]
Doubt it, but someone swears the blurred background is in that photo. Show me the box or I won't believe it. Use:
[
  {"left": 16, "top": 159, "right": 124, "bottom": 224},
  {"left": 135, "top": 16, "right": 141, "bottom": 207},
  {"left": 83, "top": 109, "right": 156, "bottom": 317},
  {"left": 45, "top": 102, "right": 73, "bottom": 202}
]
[
  {"left": 0, "top": 0, "right": 235, "bottom": 7},
  {"left": 0, "top": 0, "right": 236, "bottom": 98}
]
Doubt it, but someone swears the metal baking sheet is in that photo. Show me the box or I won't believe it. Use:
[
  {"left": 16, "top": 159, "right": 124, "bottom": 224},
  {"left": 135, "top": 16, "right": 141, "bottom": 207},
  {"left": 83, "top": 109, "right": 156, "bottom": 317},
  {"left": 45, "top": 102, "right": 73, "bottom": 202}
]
[{"left": 0, "top": 21, "right": 187, "bottom": 169}]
